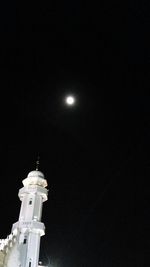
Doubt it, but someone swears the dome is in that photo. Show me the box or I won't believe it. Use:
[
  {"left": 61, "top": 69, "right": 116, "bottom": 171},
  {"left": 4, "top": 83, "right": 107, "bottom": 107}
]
[
  {"left": 22, "top": 170, "right": 47, "bottom": 187},
  {"left": 27, "top": 171, "right": 45, "bottom": 179}
]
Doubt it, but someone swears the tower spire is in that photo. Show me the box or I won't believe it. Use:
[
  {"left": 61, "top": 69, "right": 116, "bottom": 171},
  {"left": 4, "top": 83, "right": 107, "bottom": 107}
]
[{"left": 36, "top": 154, "right": 40, "bottom": 171}]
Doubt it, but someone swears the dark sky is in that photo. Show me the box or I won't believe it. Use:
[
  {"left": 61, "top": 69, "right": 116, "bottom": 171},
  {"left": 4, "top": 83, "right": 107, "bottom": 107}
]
[{"left": 0, "top": 1, "right": 150, "bottom": 266}]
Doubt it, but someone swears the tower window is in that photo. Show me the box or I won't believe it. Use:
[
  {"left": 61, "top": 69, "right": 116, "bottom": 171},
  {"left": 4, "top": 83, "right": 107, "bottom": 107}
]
[
  {"left": 23, "top": 238, "right": 27, "bottom": 244},
  {"left": 29, "top": 262, "right": 31, "bottom": 267},
  {"left": 29, "top": 200, "right": 32, "bottom": 205}
]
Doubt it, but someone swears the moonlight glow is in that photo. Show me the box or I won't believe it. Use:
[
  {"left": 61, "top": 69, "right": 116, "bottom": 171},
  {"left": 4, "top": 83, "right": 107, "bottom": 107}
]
[{"left": 65, "top": 96, "right": 75, "bottom": 105}]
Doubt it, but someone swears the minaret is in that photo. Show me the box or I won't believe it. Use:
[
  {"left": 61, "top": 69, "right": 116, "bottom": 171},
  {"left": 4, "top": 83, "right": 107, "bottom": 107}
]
[{"left": 11, "top": 168, "right": 48, "bottom": 267}]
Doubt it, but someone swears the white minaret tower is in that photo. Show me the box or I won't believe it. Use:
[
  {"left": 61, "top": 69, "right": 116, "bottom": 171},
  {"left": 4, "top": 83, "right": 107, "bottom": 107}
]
[{"left": 0, "top": 164, "right": 48, "bottom": 267}]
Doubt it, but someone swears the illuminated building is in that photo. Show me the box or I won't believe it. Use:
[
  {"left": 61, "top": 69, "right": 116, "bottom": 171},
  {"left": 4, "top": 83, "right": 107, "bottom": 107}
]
[{"left": 0, "top": 169, "right": 48, "bottom": 267}]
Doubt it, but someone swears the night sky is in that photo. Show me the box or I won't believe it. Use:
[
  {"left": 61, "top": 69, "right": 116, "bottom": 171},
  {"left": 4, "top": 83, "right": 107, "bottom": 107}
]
[{"left": 0, "top": 1, "right": 150, "bottom": 266}]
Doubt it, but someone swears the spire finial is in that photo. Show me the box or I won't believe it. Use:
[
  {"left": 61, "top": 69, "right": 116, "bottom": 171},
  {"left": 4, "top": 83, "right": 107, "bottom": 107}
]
[{"left": 36, "top": 154, "right": 40, "bottom": 171}]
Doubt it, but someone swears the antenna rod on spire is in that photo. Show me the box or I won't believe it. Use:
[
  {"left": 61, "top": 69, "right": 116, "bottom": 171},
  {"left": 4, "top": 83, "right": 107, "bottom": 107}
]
[{"left": 36, "top": 155, "right": 40, "bottom": 171}]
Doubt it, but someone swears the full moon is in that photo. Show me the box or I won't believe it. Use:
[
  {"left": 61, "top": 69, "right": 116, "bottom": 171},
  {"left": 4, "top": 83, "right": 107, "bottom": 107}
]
[{"left": 65, "top": 96, "right": 75, "bottom": 105}]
